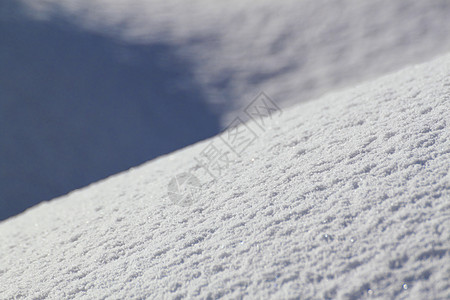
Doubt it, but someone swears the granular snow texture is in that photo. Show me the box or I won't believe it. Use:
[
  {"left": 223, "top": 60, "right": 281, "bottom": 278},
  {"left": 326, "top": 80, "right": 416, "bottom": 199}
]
[
  {"left": 4, "top": 0, "right": 450, "bottom": 221},
  {"left": 0, "top": 53, "right": 449, "bottom": 299}
]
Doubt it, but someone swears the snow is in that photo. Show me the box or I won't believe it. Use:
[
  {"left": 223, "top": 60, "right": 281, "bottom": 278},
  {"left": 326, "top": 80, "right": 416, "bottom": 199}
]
[
  {"left": 1, "top": 52, "right": 449, "bottom": 299},
  {"left": 3, "top": 0, "right": 450, "bottom": 220},
  {"left": 18, "top": 0, "right": 450, "bottom": 121}
]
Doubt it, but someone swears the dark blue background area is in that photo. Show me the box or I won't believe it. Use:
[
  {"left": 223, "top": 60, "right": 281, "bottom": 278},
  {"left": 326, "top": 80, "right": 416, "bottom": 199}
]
[{"left": 0, "top": 3, "right": 220, "bottom": 221}]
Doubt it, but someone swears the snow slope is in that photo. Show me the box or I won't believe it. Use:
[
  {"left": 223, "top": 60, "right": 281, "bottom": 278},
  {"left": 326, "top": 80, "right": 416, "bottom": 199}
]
[
  {"left": 2, "top": 0, "right": 450, "bottom": 220},
  {"left": 19, "top": 0, "right": 450, "bottom": 121},
  {"left": 1, "top": 53, "right": 449, "bottom": 299},
  {"left": 0, "top": 1, "right": 220, "bottom": 220}
]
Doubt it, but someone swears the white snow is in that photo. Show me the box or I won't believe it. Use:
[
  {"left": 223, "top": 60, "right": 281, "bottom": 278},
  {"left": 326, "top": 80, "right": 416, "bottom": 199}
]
[
  {"left": 1, "top": 51, "right": 449, "bottom": 299},
  {"left": 19, "top": 0, "right": 450, "bottom": 121},
  {"left": 3, "top": 0, "right": 450, "bottom": 220}
]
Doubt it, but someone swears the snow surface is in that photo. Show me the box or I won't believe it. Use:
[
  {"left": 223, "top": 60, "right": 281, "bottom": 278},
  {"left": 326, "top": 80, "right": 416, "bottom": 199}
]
[
  {"left": 18, "top": 0, "right": 450, "bottom": 120},
  {"left": 1, "top": 53, "right": 449, "bottom": 299},
  {"left": 3, "top": 0, "right": 450, "bottom": 220}
]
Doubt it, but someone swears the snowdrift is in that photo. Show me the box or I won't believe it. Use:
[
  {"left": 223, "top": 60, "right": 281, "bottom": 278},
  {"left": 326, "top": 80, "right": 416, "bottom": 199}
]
[
  {"left": 1, "top": 53, "right": 449, "bottom": 299},
  {"left": 3, "top": 0, "right": 450, "bottom": 220}
]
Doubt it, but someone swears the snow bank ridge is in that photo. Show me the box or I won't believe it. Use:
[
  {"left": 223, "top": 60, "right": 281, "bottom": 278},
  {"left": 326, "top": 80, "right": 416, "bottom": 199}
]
[
  {"left": 167, "top": 92, "right": 283, "bottom": 207},
  {"left": 0, "top": 53, "right": 449, "bottom": 299}
]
